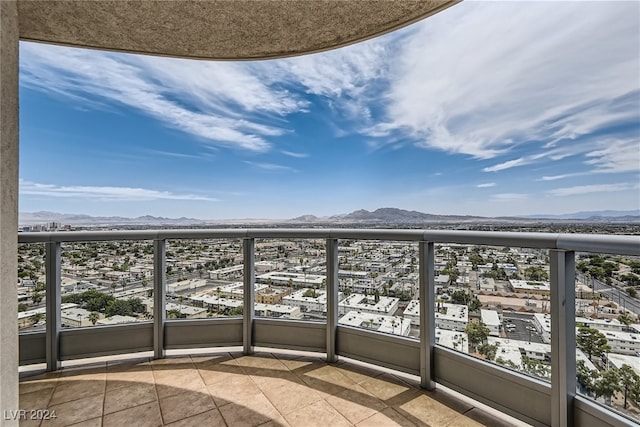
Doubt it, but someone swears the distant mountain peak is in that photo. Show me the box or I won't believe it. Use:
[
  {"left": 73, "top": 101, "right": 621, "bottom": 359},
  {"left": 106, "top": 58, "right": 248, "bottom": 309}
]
[{"left": 290, "top": 214, "right": 319, "bottom": 222}]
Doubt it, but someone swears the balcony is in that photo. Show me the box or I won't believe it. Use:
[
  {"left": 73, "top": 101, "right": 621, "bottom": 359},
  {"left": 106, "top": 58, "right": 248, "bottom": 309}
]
[
  {"left": 17, "top": 228, "right": 640, "bottom": 426},
  {"left": 20, "top": 350, "right": 524, "bottom": 426}
]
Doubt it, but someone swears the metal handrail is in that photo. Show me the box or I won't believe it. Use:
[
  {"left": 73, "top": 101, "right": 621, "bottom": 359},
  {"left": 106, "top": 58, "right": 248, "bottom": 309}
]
[{"left": 17, "top": 229, "right": 640, "bottom": 255}]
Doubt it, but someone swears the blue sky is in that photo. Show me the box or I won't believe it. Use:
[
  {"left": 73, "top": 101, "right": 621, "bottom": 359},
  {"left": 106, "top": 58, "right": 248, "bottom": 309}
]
[{"left": 18, "top": 1, "right": 640, "bottom": 220}]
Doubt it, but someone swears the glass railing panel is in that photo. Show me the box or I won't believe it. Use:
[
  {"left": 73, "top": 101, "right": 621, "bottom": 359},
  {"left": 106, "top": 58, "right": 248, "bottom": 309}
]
[
  {"left": 338, "top": 240, "right": 417, "bottom": 337},
  {"left": 487, "top": 246, "right": 551, "bottom": 382},
  {"left": 59, "top": 241, "right": 154, "bottom": 327},
  {"left": 166, "top": 238, "right": 243, "bottom": 319},
  {"left": 254, "top": 238, "right": 326, "bottom": 322},
  {"left": 575, "top": 251, "right": 640, "bottom": 423},
  {"left": 18, "top": 242, "right": 47, "bottom": 332},
  {"left": 430, "top": 243, "right": 553, "bottom": 382}
]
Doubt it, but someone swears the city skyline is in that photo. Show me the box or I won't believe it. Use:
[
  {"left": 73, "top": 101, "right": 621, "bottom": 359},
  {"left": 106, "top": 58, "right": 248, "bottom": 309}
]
[{"left": 18, "top": 1, "right": 640, "bottom": 220}]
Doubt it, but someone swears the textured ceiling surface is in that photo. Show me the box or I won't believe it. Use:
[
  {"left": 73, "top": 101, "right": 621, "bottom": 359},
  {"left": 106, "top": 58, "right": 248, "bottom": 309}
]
[{"left": 18, "top": 0, "right": 459, "bottom": 60}]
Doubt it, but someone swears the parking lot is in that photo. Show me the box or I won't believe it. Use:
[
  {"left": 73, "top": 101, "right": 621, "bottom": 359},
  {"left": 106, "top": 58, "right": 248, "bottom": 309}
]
[{"left": 503, "top": 316, "right": 544, "bottom": 343}]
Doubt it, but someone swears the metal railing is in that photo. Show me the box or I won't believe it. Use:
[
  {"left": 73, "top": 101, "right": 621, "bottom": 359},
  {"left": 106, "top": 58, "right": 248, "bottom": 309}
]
[{"left": 18, "top": 229, "right": 640, "bottom": 427}]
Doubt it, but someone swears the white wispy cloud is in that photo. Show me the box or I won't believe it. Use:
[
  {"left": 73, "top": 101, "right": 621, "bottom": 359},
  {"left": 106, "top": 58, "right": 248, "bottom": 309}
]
[
  {"left": 19, "top": 180, "right": 217, "bottom": 201},
  {"left": 144, "top": 149, "right": 207, "bottom": 160},
  {"left": 19, "top": 42, "right": 307, "bottom": 152},
  {"left": 18, "top": 2, "right": 638, "bottom": 177},
  {"left": 364, "top": 2, "right": 639, "bottom": 160},
  {"left": 538, "top": 174, "right": 577, "bottom": 182},
  {"left": 585, "top": 138, "right": 640, "bottom": 173},
  {"left": 476, "top": 183, "right": 496, "bottom": 188},
  {"left": 281, "top": 150, "right": 309, "bottom": 158},
  {"left": 490, "top": 193, "right": 529, "bottom": 201},
  {"left": 244, "top": 161, "right": 298, "bottom": 172},
  {"left": 483, "top": 158, "right": 528, "bottom": 173},
  {"left": 548, "top": 183, "right": 638, "bottom": 197}
]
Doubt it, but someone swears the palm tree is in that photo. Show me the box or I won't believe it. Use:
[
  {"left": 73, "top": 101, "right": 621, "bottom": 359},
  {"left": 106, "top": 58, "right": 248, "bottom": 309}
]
[
  {"left": 216, "top": 287, "right": 222, "bottom": 313},
  {"left": 300, "top": 258, "right": 308, "bottom": 287},
  {"left": 32, "top": 312, "right": 44, "bottom": 326},
  {"left": 88, "top": 311, "right": 99, "bottom": 325},
  {"left": 31, "top": 290, "right": 43, "bottom": 305},
  {"left": 167, "top": 309, "right": 181, "bottom": 319}
]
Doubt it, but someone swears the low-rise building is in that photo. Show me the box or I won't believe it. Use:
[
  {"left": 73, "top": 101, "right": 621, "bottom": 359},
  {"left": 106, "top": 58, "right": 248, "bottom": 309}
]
[
  {"left": 435, "top": 303, "right": 468, "bottom": 332},
  {"left": 607, "top": 353, "right": 640, "bottom": 373},
  {"left": 598, "top": 330, "right": 640, "bottom": 356},
  {"left": 403, "top": 300, "right": 420, "bottom": 325},
  {"left": 167, "top": 279, "right": 207, "bottom": 294},
  {"left": 477, "top": 278, "right": 496, "bottom": 292},
  {"left": 282, "top": 289, "right": 330, "bottom": 313},
  {"left": 338, "top": 294, "right": 399, "bottom": 316},
  {"left": 185, "top": 294, "right": 243, "bottom": 312},
  {"left": 388, "top": 281, "right": 415, "bottom": 299},
  {"left": 207, "top": 282, "right": 268, "bottom": 300},
  {"left": 435, "top": 328, "right": 469, "bottom": 353},
  {"left": 532, "top": 313, "right": 551, "bottom": 343},
  {"left": 481, "top": 309, "right": 501, "bottom": 337},
  {"left": 97, "top": 315, "right": 140, "bottom": 325},
  {"left": 256, "top": 287, "right": 289, "bottom": 304},
  {"left": 403, "top": 300, "right": 470, "bottom": 333},
  {"left": 255, "top": 303, "right": 302, "bottom": 319},
  {"left": 61, "top": 307, "right": 94, "bottom": 327},
  {"left": 166, "top": 302, "right": 208, "bottom": 318},
  {"left": 509, "top": 280, "right": 551, "bottom": 295},
  {"left": 575, "top": 317, "right": 626, "bottom": 333},
  {"left": 208, "top": 264, "right": 244, "bottom": 279},
  {"left": 256, "top": 271, "right": 324, "bottom": 288},
  {"left": 489, "top": 337, "right": 551, "bottom": 365},
  {"left": 497, "top": 263, "right": 518, "bottom": 276},
  {"left": 18, "top": 303, "right": 78, "bottom": 329},
  {"left": 339, "top": 311, "right": 411, "bottom": 336},
  {"left": 255, "top": 261, "right": 277, "bottom": 273}
]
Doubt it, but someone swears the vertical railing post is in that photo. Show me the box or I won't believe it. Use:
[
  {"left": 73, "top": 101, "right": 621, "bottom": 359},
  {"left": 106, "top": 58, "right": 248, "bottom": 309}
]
[
  {"left": 550, "top": 250, "right": 575, "bottom": 427},
  {"left": 419, "top": 241, "right": 436, "bottom": 390},
  {"left": 45, "top": 241, "right": 61, "bottom": 371},
  {"left": 243, "top": 238, "right": 255, "bottom": 355},
  {"left": 326, "top": 238, "right": 339, "bottom": 363},
  {"left": 153, "top": 239, "right": 166, "bottom": 359}
]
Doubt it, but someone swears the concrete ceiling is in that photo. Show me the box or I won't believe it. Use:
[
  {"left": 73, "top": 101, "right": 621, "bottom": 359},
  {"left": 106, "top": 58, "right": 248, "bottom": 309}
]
[{"left": 17, "top": 0, "right": 460, "bottom": 60}]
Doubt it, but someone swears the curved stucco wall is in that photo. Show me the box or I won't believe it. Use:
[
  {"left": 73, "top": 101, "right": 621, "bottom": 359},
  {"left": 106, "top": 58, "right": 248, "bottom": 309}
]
[{"left": 18, "top": 0, "right": 460, "bottom": 60}]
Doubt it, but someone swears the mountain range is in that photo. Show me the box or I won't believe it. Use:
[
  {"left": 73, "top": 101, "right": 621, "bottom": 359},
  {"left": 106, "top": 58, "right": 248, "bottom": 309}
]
[{"left": 19, "top": 208, "right": 640, "bottom": 227}]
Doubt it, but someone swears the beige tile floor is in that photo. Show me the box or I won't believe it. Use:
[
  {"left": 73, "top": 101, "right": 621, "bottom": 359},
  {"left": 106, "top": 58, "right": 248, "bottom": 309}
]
[{"left": 19, "top": 351, "right": 527, "bottom": 427}]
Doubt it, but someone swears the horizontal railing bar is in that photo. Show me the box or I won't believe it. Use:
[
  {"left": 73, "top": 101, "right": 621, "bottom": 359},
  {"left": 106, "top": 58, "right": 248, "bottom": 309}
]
[
  {"left": 557, "top": 234, "right": 640, "bottom": 256},
  {"left": 574, "top": 395, "right": 637, "bottom": 427},
  {"left": 57, "top": 321, "right": 153, "bottom": 334},
  {"left": 434, "top": 345, "right": 551, "bottom": 394},
  {"left": 165, "top": 318, "right": 243, "bottom": 327},
  {"left": 337, "top": 324, "right": 421, "bottom": 347},
  {"left": 17, "top": 229, "right": 639, "bottom": 254}
]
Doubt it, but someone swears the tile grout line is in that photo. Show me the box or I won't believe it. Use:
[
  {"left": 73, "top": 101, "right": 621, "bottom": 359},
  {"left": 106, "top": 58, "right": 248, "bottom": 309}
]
[
  {"left": 191, "top": 353, "right": 230, "bottom": 427},
  {"left": 100, "top": 366, "right": 107, "bottom": 427},
  {"left": 149, "top": 359, "right": 165, "bottom": 426},
  {"left": 241, "top": 352, "right": 316, "bottom": 424},
  {"left": 245, "top": 353, "right": 289, "bottom": 424}
]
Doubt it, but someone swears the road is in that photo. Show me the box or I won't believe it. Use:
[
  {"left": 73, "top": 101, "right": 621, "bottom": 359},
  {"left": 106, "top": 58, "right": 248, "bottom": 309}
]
[{"left": 578, "top": 273, "right": 640, "bottom": 315}]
